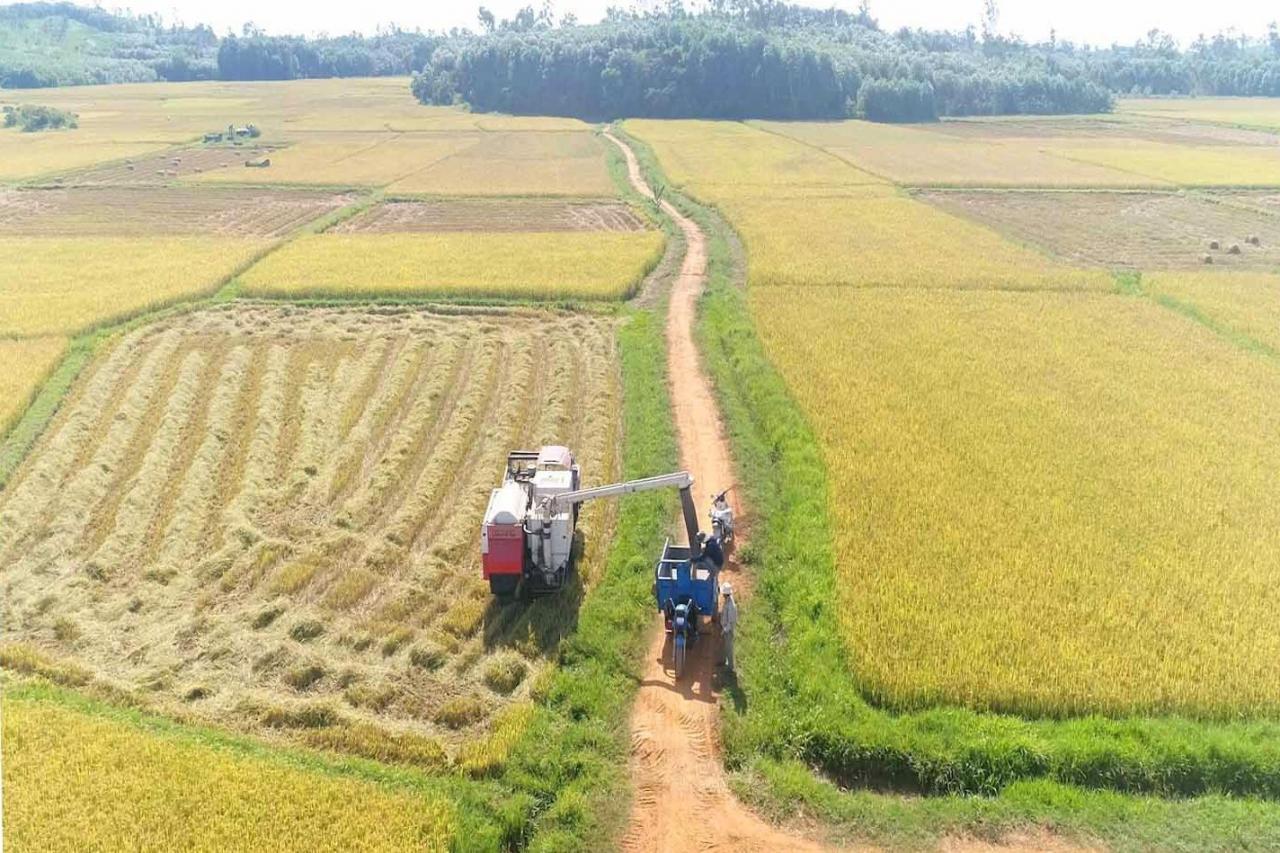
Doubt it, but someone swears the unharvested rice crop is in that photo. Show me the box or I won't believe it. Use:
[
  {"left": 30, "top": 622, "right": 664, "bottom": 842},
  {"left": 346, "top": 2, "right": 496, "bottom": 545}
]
[
  {"left": 3, "top": 696, "right": 456, "bottom": 851},
  {"left": 1146, "top": 270, "right": 1280, "bottom": 352},
  {"left": 0, "top": 186, "right": 352, "bottom": 237},
  {"left": 241, "top": 231, "right": 664, "bottom": 300},
  {"left": 920, "top": 190, "right": 1280, "bottom": 270},
  {"left": 0, "top": 236, "right": 268, "bottom": 336},
  {"left": 0, "top": 336, "right": 66, "bottom": 433},
  {"left": 1120, "top": 96, "right": 1280, "bottom": 131},
  {"left": 334, "top": 199, "right": 647, "bottom": 233},
  {"left": 389, "top": 131, "right": 616, "bottom": 196},
  {"left": 625, "top": 118, "right": 889, "bottom": 196},
  {"left": 719, "top": 194, "right": 1109, "bottom": 290},
  {"left": 0, "top": 304, "right": 621, "bottom": 750},
  {"left": 1055, "top": 142, "right": 1280, "bottom": 187},
  {"left": 0, "top": 136, "right": 171, "bottom": 181},
  {"left": 755, "top": 119, "right": 1159, "bottom": 187},
  {"left": 753, "top": 285, "right": 1280, "bottom": 718}
]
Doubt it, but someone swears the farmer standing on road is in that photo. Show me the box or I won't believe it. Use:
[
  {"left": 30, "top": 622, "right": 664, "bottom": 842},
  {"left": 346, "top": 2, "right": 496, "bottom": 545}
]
[{"left": 720, "top": 582, "right": 738, "bottom": 671}]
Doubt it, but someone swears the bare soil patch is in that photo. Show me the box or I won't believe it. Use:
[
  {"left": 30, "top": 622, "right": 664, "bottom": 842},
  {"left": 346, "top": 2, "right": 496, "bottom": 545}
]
[
  {"left": 921, "top": 189, "right": 1280, "bottom": 269},
  {"left": 0, "top": 304, "right": 620, "bottom": 755},
  {"left": 56, "top": 144, "right": 281, "bottom": 186},
  {"left": 334, "top": 199, "right": 647, "bottom": 233},
  {"left": 0, "top": 186, "right": 353, "bottom": 238}
]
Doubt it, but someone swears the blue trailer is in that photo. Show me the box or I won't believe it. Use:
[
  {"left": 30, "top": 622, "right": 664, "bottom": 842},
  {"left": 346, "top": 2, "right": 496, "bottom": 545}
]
[{"left": 654, "top": 539, "right": 720, "bottom": 677}]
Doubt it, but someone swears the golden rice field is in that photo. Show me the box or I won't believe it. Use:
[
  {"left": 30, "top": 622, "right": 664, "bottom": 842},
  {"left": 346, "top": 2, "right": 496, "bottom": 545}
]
[
  {"left": 0, "top": 236, "right": 268, "bottom": 336},
  {"left": 0, "top": 336, "right": 66, "bottom": 433},
  {"left": 389, "top": 131, "right": 617, "bottom": 196},
  {"left": 625, "top": 118, "right": 890, "bottom": 197},
  {"left": 1121, "top": 96, "right": 1280, "bottom": 131},
  {"left": 188, "top": 131, "right": 615, "bottom": 194},
  {"left": 0, "top": 136, "right": 170, "bottom": 181},
  {"left": 0, "top": 304, "right": 620, "bottom": 754},
  {"left": 753, "top": 285, "right": 1280, "bottom": 718},
  {"left": 1, "top": 78, "right": 600, "bottom": 183},
  {"left": 241, "top": 231, "right": 664, "bottom": 300},
  {"left": 1055, "top": 142, "right": 1280, "bottom": 187},
  {"left": 716, "top": 193, "right": 1109, "bottom": 290},
  {"left": 2, "top": 696, "right": 455, "bottom": 851},
  {"left": 1146, "top": 271, "right": 1280, "bottom": 352},
  {"left": 754, "top": 119, "right": 1163, "bottom": 188}
]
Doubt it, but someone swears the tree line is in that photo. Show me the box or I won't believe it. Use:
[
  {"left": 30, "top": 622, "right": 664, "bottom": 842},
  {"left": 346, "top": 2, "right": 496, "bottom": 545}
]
[
  {"left": 411, "top": 6, "right": 1113, "bottom": 121},
  {"left": 8, "top": 1, "right": 1280, "bottom": 122}
]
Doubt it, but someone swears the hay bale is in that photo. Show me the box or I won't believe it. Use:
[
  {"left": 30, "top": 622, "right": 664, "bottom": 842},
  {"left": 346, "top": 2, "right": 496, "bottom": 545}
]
[
  {"left": 1248, "top": 234, "right": 1261, "bottom": 246},
  {"left": 1202, "top": 253, "right": 1214, "bottom": 264},
  {"left": 1228, "top": 243, "right": 1242, "bottom": 255},
  {"left": 1208, "top": 239, "right": 1221, "bottom": 250}
]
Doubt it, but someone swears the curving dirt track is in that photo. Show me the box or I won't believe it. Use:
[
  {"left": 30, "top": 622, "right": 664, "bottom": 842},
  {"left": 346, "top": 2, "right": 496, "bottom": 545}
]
[{"left": 605, "top": 131, "right": 828, "bottom": 852}]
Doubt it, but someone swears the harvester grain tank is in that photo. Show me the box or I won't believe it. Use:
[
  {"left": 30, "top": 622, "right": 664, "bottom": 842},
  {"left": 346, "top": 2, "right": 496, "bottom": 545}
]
[{"left": 480, "top": 445, "right": 703, "bottom": 597}]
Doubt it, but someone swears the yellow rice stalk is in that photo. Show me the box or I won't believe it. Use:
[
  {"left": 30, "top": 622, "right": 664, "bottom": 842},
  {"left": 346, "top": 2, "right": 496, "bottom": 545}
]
[{"left": 240, "top": 231, "right": 664, "bottom": 300}]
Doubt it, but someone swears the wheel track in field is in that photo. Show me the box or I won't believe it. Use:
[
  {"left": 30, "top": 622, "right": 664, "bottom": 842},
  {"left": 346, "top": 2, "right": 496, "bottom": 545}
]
[{"left": 605, "top": 131, "right": 830, "bottom": 852}]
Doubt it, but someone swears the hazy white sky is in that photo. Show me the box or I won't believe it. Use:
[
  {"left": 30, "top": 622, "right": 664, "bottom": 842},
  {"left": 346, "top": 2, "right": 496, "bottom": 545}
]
[{"left": 118, "top": 0, "right": 1279, "bottom": 46}]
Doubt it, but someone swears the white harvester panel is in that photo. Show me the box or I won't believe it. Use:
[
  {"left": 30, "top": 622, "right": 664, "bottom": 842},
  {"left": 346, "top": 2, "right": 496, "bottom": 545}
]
[{"left": 525, "top": 445, "right": 578, "bottom": 579}]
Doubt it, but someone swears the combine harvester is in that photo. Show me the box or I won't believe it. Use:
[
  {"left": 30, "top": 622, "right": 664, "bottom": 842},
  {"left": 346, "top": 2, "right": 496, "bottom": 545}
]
[{"left": 481, "top": 445, "right": 725, "bottom": 676}]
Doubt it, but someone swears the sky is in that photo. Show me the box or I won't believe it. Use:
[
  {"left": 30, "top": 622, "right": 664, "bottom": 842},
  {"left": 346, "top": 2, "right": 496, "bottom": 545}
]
[{"left": 115, "top": 0, "right": 1279, "bottom": 47}]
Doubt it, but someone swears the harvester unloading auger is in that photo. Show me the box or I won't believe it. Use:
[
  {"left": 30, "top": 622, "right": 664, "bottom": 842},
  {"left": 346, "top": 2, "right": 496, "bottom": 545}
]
[{"left": 480, "top": 445, "right": 705, "bottom": 597}]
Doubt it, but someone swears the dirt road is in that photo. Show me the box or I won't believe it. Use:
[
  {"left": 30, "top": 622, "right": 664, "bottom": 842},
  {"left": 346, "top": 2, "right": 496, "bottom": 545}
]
[{"left": 604, "top": 131, "right": 828, "bottom": 853}]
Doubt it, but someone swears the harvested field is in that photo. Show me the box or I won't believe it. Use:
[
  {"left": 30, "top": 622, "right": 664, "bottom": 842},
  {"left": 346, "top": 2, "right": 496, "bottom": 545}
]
[
  {"left": 0, "top": 186, "right": 353, "bottom": 238},
  {"left": 61, "top": 144, "right": 280, "bottom": 186},
  {"left": 920, "top": 190, "right": 1280, "bottom": 270},
  {"left": 3, "top": 694, "right": 458, "bottom": 851},
  {"left": 754, "top": 285, "right": 1280, "bottom": 718},
  {"left": 0, "top": 236, "right": 269, "bottom": 336},
  {"left": 0, "top": 304, "right": 621, "bottom": 753},
  {"left": 0, "top": 337, "right": 67, "bottom": 434},
  {"left": 333, "top": 199, "right": 647, "bottom": 233},
  {"left": 191, "top": 133, "right": 478, "bottom": 188},
  {"left": 932, "top": 115, "right": 1280, "bottom": 147},
  {"left": 241, "top": 231, "right": 664, "bottom": 300}
]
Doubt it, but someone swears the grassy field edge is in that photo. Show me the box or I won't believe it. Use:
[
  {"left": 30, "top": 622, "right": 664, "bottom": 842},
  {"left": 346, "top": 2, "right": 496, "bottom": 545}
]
[{"left": 504, "top": 304, "right": 679, "bottom": 851}]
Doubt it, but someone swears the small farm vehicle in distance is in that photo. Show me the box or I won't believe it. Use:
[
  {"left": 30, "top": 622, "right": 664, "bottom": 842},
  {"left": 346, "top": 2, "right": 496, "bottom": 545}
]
[{"left": 481, "top": 445, "right": 705, "bottom": 597}]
